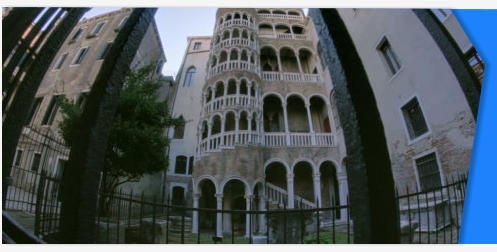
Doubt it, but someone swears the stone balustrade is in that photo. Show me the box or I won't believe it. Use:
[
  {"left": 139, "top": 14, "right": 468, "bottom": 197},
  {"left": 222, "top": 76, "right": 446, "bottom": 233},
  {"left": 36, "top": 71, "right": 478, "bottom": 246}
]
[
  {"left": 258, "top": 13, "right": 304, "bottom": 20},
  {"left": 261, "top": 71, "right": 321, "bottom": 83},
  {"left": 213, "top": 38, "right": 257, "bottom": 53},
  {"left": 208, "top": 61, "right": 259, "bottom": 79}
]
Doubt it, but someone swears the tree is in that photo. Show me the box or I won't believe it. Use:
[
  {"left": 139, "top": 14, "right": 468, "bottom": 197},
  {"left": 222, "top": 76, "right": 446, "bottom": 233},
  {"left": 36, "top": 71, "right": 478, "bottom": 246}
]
[{"left": 59, "top": 64, "right": 182, "bottom": 214}]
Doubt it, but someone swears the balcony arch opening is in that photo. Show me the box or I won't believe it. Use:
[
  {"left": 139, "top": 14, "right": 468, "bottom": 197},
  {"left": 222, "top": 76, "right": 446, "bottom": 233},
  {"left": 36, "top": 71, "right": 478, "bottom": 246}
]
[
  {"left": 257, "top": 9, "right": 270, "bottom": 14},
  {"left": 227, "top": 79, "right": 236, "bottom": 95},
  {"left": 242, "top": 29, "right": 248, "bottom": 39},
  {"left": 223, "top": 30, "right": 230, "bottom": 40},
  {"left": 229, "top": 48, "right": 238, "bottom": 61},
  {"left": 294, "top": 161, "right": 315, "bottom": 203},
  {"left": 206, "top": 87, "right": 212, "bottom": 102},
  {"left": 251, "top": 112, "right": 257, "bottom": 131},
  {"left": 240, "top": 111, "right": 249, "bottom": 130},
  {"left": 265, "top": 162, "right": 288, "bottom": 198},
  {"left": 234, "top": 13, "right": 240, "bottom": 19},
  {"left": 242, "top": 13, "right": 248, "bottom": 20},
  {"left": 250, "top": 54, "right": 255, "bottom": 64},
  {"left": 241, "top": 50, "right": 248, "bottom": 62},
  {"left": 292, "top": 25, "right": 304, "bottom": 35},
  {"left": 219, "top": 17, "right": 224, "bottom": 25},
  {"left": 212, "top": 115, "right": 222, "bottom": 135},
  {"left": 211, "top": 56, "right": 217, "bottom": 67},
  {"left": 250, "top": 82, "right": 256, "bottom": 96},
  {"left": 275, "top": 24, "right": 291, "bottom": 34},
  {"left": 287, "top": 95, "right": 309, "bottom": 132},
  {"left": 225, "top": 112, "right": 236, "bottom": 132},
  {"left": 272, "top": 10, "right": 286, "bottom": 15},
  {"left": 258, "top": 23, "right": 273, "bottom": 35},
  {"left": 280, "top": 47, "right": 299, "bottom": 73},
  {"left": 260, "top": 46, "right": 279, "bottom": 72},
  {"left": 201, "top": 121, "right": 208, "bottom": 139},
  {"left": 250, "top": 32, "right": 254, "bottom": 42},
  {"left": 215, "top": 81, "right": 224, "bottom": 98},
  {"left": 263, "top": 95, "right": 284, "bottom": 132},
  {"left": 219, "top": 50, "right": 228, "bottom": 63},
  {"left": 320, "top": 161, "right": 340, "bottom": 219},
  {"left": 222, "top": 179, "right": 248, "bottom": 235},
  {"left": 240, "top": 79, "right": 248, "bottom": 95},
  {"left": 215, "top": 35, "right": 220, "bottom": 44},
  {"left": 310, "top": 96, "right": 331, "bottom": 133},
  {"left": 198, "top": 179, "right": 217, "bottom": 231},
  {"left": 299, "top": 48, "right": 314, "bottom": 74},
  {"left": 226, "top": 14, "right": 232, "bottom": 21},
  {"left": 288, "top": 11, "right": 300, "bottom": 16},
  {"left": 232, "top": 28, "right": 240, "bottom": 39}
]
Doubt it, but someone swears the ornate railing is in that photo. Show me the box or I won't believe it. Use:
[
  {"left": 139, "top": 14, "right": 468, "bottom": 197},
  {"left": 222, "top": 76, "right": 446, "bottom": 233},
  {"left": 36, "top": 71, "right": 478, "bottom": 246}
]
[
  {"left": 203, "top": 95, "right": 257, "bottom": 115},
  {"left": 213, "top": 38, "right": 257, "bottom": 53},
  {"left": 259, "top": 33, "right": 307, "bottom": 40},
  {"left": 216, "top": 19, "right": 256, "bottom": 30},
  {"left": 258, "top": 13, "right": 304, "bottom": 20},
  {"left": 261, "top": 71, "right": 321, "bottom": 83},
  {"left": 265, "top": 182, "right": 316, "bottom": 209},
  {"left": 208, "top": 61, "right": 259, "bottom": 79}
]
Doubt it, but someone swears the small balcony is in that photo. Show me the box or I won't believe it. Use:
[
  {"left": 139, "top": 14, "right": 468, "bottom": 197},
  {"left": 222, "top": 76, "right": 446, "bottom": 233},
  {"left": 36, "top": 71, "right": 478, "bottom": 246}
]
[
  {"left": 216, "top": 19, "right": 256, "bottom": 31},
  {"left": 259, "top": 32, "right": 307, "bottom": 40},
  {"left": 212, "top": 38, "right": 257, "bottom": 53}
]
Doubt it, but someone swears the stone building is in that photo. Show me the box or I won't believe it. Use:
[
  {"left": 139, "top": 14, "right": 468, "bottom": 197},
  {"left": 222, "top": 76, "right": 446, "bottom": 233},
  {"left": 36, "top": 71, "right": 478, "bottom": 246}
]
[
  {"left": 13, "top": 8, "right": 170, "bottom": 194},
  {"left": 165, "top": 8, "right": 481, "bottom": 238}
]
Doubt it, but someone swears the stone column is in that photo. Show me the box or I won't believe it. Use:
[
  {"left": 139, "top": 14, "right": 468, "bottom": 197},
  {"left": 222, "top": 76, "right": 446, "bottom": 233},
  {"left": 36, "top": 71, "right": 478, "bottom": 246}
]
[
  {"left": 338, "top": 175, "right": 349, "bottom": 220},
  {"left": 245, "top": 195, "right": 253, "bottom": 237},
  {"left": 305, "top": 102, "right": 316, "bottom": 145},
  {"left": 282, "top": 101, "right": 290, "bottom": 145},
  {"left": 313, "top": 173, "right": 322, "bottom": 208},
  {"left": 192, "top": 193, "right": 200, "bottom": 233},
  {"left": 207, "top": 121, "right": 213, "bottom": 151},
  {"left": 216, "top": 194, "right": 223, "bottom": 237},
  {"left": 220, "top": 117, "right": 226, "bottom": 147},
  {"left": 259, "top": 195, "right": 266, "bottom": 233},
  {"left": 287, "top": 173, "right": 295, "bottom": 208},
  {"left": 223, "top": 82, "right": 228, "bottom": 108},
  {"left": 235, "top": 113, "right": 240, "bottom": 143},
  {"left": 296, "top": 54, "right": 303, "bottom": 74},
  {"left": 277, "top": 52, "right": 282, "bottom": 76},
  {"left": 247, "top": 83, "right": 252, "bottom": 106},
  {"left": 236, "top": 81, "right": 240, "bottom": 104},
  {"left": 247, "top": 115, "right": 253, "bottom": 143}
]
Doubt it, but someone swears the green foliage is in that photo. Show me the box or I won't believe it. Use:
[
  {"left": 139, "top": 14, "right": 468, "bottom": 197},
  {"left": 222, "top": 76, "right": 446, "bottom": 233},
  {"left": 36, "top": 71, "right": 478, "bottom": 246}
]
[{"left": 59, "top": 64, "right": 183, "bottom": 193}]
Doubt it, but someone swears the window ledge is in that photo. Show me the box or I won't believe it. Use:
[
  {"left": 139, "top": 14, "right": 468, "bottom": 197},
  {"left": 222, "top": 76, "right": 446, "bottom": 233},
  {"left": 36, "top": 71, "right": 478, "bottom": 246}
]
[
  {"left": 388, "top": 66, "right": 404, "bottom": 83},
  {"left": 406, "top": 131, "right": 431, "bottom": 146}
]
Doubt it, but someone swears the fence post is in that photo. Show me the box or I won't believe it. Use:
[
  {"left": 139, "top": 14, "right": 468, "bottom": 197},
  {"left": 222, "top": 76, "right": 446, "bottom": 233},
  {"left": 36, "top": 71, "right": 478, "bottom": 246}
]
[{"left": 34, "top": 170, "right": 47, "bottom": 237}]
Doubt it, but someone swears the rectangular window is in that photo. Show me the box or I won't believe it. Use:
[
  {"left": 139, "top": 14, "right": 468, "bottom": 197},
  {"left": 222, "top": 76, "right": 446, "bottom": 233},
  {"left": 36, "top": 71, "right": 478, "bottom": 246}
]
[
  {"left": 72, "top": 47, "right": 89, "bottom": 65},
  {"left": 30, "top": 153, "right": 41, "bottom": 172},
  {"left": 193, "top": 42, "right": 201, "bottom": 50},
  {"left": 27, "top": 97, "right": 43, "bottom": 125},
  {"left": 14, "top": 149, "right": 23, "bottom": 167},
  {"left": 401, "top": 97, "right": 429, "bottom": 140},
  {"left": 71, "top": 28, "right": 83, "bottom": 40},
  {"left": 415, "top": 152, "right": 442, "bottom": 192},
  {"left": 91, "top": 22, "right": 105, "bottom": 35},
  {"left": 117, "top": 17, "right": 128, "bottom": 30},
  {"left": 378, "top": 39, "right": 401, "bottom": 75},
  {"left": 76, "top": 92, "right": 88, "bottom": 109},
  {"left": 97, "top": 42, "right": 112, "bottom": 60},
  {"left": 175, "top": 156, "right": 187, "bottom": 174},
  {"left": 54, "top": 53, "right": 68, "bottom": 69},
  {"left": 188, "top": 156, "right": 194, "bottom": 175},
  {"left": 42, "top": 95, "right": 63, "bottom": 125}
]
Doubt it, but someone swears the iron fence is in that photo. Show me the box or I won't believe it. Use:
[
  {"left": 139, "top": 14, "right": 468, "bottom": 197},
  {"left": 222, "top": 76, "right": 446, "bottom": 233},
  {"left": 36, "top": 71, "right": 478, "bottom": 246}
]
[
  {"left": 4, "top": 126, "right": 467, "bottom": 244},
  {"left": 4, "top": 126, "right": 68, "bottom": 241},
  {"left": 396, "top": 174, "right": 467, "bottom": 244}
]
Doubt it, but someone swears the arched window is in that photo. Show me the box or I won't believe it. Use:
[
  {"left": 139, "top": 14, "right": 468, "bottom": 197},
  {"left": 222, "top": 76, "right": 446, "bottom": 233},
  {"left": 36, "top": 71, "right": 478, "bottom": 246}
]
[
  {"left": 175, "top": 155, "right": 187, "bottom": 174},
  {"left": 174, "top": 116, "right": 185, "bottom": 139},
  {"left": 183, "top": 67, "right": 196, "bottom": 87}
]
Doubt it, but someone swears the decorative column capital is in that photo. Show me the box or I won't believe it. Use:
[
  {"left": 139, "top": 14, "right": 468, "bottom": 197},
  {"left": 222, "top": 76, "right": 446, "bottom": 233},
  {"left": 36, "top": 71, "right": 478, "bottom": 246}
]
[
  {"left": 193, "top": 193, "right": 201, "bottom": 200},
  {"left": 245, "top": 194, "right": 254, "bottom": 200},
  {"left": 287, "top": 173, "right": 294, "bottom": 181},
  {"left": 215, "top": 193, "right": 223, "bottom": 199}
]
